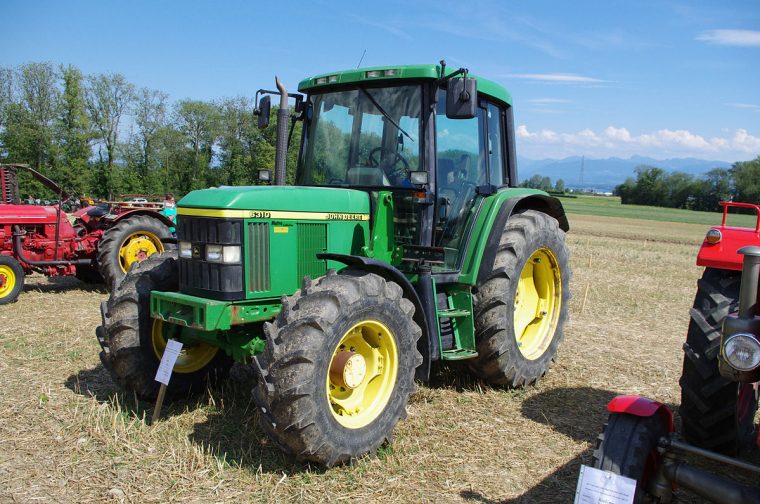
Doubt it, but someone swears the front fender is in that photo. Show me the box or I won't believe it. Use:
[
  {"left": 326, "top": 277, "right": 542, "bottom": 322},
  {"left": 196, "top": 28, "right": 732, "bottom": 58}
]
[
  {"left": 108, "top": 208, "right": 175, "bottom": 229},
  {"left": 607, "top": 395, "right": 675, "bottom": 432}
]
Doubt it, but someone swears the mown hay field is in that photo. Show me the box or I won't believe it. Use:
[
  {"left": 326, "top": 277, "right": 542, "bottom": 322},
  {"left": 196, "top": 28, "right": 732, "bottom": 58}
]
[{"left": 1, "top": 210, "right": 757, "bottom": 503}]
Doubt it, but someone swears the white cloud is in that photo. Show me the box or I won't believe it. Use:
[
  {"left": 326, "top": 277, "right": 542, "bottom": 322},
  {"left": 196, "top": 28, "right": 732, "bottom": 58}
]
[
  {"left": 507, "top": 73, "right": 605, "bottom": 83},
  {"left": 696, "top": 29, "right": 760, "bottom": 47},
  {"left": 516, "top": 125, "right": 760, "bottom": 161},
  {"left": 728, "top": 103, "right": 760, "bottom": 111},
  {"left": 527, "top": 98, "right": 572, "bottom": 104}
]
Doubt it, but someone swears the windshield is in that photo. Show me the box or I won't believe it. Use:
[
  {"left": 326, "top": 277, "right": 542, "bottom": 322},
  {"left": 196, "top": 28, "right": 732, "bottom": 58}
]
[{"left": 296, "top": 85, "right": 422, "bottom": 187}]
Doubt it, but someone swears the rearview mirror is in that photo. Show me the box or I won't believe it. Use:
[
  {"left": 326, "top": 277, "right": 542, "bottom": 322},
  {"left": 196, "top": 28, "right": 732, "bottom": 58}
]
[
  {"left": 255, "top": 95, "right": 271, "bottom": 129},
  {"left": 446, "top": 77, "right": 477, "bottom": 119}
]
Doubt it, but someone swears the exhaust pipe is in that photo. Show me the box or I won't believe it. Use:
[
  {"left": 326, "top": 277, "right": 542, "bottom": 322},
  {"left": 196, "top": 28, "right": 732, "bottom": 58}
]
[
  {"left": 274, "top": 76, "right": 289, "bottom": 186},
  {"left": 12, "top": 225, "right": 92, "bottom": 268},
  {"left": 738, "top": 245, "right": 760, "bottom": 318},
  {"left": 663, "top": 459, "right": 760, "bottom": 504}
]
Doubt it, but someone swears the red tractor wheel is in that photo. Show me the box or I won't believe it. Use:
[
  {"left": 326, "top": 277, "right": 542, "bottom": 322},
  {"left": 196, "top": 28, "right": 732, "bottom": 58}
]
[
  {"left": 0, "top": 256, "right": 24, "bottom": 305},
  {"left": 97, "top": 215, "right": 173, "bottom": 290},
  {"left": 593, "top": 412, "right": 668, "bottom": 503}
]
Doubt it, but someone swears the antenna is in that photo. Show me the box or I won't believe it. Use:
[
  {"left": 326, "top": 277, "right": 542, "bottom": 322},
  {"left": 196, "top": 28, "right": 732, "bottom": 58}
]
[
  {"left": 580, "top": 155, "right": 585, "bottom": 186},
  {"left": 356, "top": 49, "right": 367, "bottom": 69}
]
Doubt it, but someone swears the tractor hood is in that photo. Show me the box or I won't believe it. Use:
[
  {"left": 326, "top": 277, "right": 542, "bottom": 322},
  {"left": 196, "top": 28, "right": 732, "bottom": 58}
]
[{"left": 178, "top": 186, "right": 370, "bottom": 216}]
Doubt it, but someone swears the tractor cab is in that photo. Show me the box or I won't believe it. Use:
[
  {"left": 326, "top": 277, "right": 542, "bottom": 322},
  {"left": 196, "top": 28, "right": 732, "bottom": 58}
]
[{"left": 292, "top": 64, "right": 518, "bottom": 273}]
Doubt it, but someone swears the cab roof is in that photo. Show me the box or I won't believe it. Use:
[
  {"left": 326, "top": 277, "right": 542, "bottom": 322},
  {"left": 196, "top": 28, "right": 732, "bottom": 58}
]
[{"left": 298, "top": 63, "right": 512, "bottom": 106}]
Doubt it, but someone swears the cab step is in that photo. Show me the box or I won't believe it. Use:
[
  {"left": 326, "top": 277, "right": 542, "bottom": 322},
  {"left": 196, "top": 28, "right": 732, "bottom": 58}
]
[{"left": 441, "top": 348, "right": 478, "bottom": 360}]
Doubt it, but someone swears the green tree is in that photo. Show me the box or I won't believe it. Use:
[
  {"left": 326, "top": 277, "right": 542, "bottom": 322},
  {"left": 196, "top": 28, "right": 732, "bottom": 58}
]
[
  {"left": 554, "top": 178, "right": 565, "bottom": 193},
  {"left": 174, "top": 100, "right": 220, "bottom": 191},
  {"left": 731, "top": 156, "right": 760, "bottom": 204},
  {"left": 54, "top": 65, "right": 91, "bottom": 194}
]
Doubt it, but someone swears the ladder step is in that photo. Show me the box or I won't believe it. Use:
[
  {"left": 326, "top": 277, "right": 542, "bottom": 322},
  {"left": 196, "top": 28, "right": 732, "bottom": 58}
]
[
  {"left": 441, "top": 349, "right": 478, "bottom": 360},
  {"left": 437, "top": 308, "right": 471, "bottom": 318}
]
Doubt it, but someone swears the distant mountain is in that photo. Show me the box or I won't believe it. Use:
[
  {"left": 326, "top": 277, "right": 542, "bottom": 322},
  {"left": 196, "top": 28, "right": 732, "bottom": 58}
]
[{"left": 517, "top": 155, "right": 732, "bottom": 191}]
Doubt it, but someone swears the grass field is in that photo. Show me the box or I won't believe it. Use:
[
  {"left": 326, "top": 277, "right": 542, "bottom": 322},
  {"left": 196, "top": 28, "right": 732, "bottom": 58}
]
[
  {"left": 1, "top": 209, "right": 758, "bottom": 502},
  {"left": 561, "top": 194, "right": 759, "bottom": 227}
]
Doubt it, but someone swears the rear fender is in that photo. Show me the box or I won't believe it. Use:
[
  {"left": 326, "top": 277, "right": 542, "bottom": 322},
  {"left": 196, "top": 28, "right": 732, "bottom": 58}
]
[
  {"left": 107, "top": 208, "right": 175, "bottom": 229},
  {"left": 607, "top": 395, "right": 675, "bottom": 432}
]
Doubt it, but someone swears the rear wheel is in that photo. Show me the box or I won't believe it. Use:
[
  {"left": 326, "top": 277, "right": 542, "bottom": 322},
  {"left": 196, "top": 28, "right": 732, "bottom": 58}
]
[
  {"left": 0, "top": 256, "right": 24, "bottom": 305},
  {"left": 679, "top": 268, "right": 759, "bottom": 454},
  {"left": 98, "top": 251, "right": 232, "bottom": 400},
  {"left": 593, "top": 413, "right": 668, "bottom": 503},
  {"left": 469, "top": 210, "right": 570, "bottom": 387},
  {"left": 252, "top": 269, "right": 422, "bottom": 466},
  {"left": 97, "top": 214, "right": 172, "bottom": 289}
]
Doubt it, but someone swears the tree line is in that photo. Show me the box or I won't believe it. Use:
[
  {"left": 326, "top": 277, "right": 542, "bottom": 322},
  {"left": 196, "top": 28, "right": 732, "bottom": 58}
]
[
  {"left": 0, "top": 62, "right": 298, "bottom": 200},
  {"left": 615, "top": 160, "right": 760, "bottom": 211}
]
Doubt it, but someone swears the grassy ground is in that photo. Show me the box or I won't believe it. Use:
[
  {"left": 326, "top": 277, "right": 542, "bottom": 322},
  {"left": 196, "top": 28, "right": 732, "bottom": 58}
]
[
  {"left": 561, "top": 194, "right": 758, "bottom": 227},
  {"left": 1, "top": 212, "right": 757, "bottom": 502}
]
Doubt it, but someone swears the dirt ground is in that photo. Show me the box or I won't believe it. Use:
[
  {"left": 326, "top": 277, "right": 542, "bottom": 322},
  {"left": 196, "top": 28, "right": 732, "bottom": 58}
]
[{"left": 0, "top": 213, "right": 757, "bottom": 503}]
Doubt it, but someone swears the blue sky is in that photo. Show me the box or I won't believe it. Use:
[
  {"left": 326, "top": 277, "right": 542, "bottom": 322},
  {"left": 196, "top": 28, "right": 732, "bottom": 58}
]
[{"left": 2, "top": 0, "right": 759, "bottom": 162}]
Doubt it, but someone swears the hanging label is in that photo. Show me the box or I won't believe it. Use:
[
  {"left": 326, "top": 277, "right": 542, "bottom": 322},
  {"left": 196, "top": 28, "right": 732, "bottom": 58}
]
[
  {"left": 574, "top": 465, "right": 636, "bottom": 504},
  {"left": 154, "top": 339, "right": 183, "bottom": 386}
]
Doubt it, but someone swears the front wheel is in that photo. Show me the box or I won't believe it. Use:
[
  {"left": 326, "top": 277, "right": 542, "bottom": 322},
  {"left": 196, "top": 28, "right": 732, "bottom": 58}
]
[
  {"left": 593, "top": 413, "right": 669, "bottom": 503},
  {"left": 98, "top": 251, "right": 232, "bottom": 400},
  {"left": 469, "top": 210, "right": 571, "bottom": 387},
  {"left": 0, "top": 256, "right": 24, "bottom": 305},
  {"left": 252, "top": 269, "right": 422, "bottom": 466}
]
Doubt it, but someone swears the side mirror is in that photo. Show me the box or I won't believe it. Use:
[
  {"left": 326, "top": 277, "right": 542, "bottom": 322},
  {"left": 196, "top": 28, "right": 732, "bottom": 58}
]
[
  {"left": 255, "top": 95, "right": 271, "bottom": 129},
  {"left": 446, "top": 77, "right": 477, "bottom": 119}
]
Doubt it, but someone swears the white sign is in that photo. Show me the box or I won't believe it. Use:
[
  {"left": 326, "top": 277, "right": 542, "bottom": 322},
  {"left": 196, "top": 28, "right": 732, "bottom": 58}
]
[
  {"left": 574, "top": 465, "right": 636, "bottom": 504},
  {"left": 154, "top": 339, "right": 184, "bottom": 385}
]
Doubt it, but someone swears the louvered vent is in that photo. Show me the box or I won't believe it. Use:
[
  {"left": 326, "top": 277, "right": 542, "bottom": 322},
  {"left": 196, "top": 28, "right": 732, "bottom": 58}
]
[{"left": 248, "top": 222, "right": 271, "bottom": 292}]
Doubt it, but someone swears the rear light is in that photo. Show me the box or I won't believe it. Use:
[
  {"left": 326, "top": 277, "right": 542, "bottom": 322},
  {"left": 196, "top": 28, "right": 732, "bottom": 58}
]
[{"left": 705, "top": 228, "right": 722, "bottom": 244}]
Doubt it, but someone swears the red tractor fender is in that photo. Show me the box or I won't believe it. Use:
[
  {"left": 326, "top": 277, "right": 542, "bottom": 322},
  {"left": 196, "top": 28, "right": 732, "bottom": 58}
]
[
  {"left": 106, "top": 208, "right": 175, "bottom": 228},
  {"left": 607, "top": 395, "right": 675, "bottom": 432},
  {"left": 696, "top": 201, "right": 760, "bottom": 272}
]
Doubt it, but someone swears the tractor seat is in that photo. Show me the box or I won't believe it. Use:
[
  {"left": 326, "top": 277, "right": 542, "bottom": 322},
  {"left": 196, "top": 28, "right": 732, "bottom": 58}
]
[{"left": 86, "top": 205, "right": 109, "bottom": 218}]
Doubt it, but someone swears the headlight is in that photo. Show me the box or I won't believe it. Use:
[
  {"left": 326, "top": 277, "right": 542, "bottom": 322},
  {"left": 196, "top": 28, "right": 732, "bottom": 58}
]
[
  {"left": 179, "top": 241, "right": 192, "bottom": 258},
  {"left": 705, "top": 228, "right": 722, "bottom": 244},
  {"left": 724, "top": 333, "right": 760, "bottom": 371},
  {"left": 206, "top": 244, "right": 241, "bottom": 264}
]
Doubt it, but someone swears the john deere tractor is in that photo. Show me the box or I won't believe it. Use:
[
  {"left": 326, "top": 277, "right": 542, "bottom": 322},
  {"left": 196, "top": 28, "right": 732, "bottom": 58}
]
[{"left": 97, "top": 62, "right": 571, "bottom": 466}]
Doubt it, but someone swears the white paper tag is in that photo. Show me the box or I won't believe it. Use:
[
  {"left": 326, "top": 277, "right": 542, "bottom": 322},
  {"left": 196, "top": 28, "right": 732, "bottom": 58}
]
[
  {"left": 154, "top": 339, "right": 183, "bottom": 385},
  {"left": 574, "top": 465, "right": 636, "bottom": 504}
]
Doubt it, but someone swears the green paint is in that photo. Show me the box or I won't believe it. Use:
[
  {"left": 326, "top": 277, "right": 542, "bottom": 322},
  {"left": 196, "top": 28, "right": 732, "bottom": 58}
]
[
  {"left": 299, "top": 64, "right": 512, "bottom": 106},
  {"left": 458, "top": 187, "right": 556, "bottom": 285},
  {"left": 360, "top": 191, "right": 402, "bottom": 266}
]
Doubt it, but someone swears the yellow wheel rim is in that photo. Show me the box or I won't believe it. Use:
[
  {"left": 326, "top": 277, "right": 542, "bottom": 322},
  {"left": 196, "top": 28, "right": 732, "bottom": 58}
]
[
  {"left": 327, "top": 320, "right": 398, "bottom": 429},
  {"left": 151, "top": 319, "right": 219, "bottom": 373},
  {"left": 513, "top": 247, "right": 562, "bottom": 360},
  {"left": 0, "top": 265, "right": 16, "bottom": 298},
  {"left": 119, "top": 231, "right": 163, "bottom": 273}
]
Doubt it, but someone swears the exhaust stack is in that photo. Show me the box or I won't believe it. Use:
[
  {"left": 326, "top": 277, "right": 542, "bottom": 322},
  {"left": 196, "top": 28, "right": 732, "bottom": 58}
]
[{"left": 274, "top": 76, "right": 289, "bottom": 186}]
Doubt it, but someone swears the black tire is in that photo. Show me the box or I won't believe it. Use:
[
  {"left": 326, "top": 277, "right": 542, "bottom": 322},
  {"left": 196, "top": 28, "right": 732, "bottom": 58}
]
[
  {"left": 97, "top": 214, "right": 173, "bottom": 290},
  {"left": 252, "top": 269, "right": 422, "bottom": 467},
  {"left": 593, "top": 413, "right": 668, "bottom": 503},
  {"left": 0, "top": 255, "right": 24, "bottom": 305},
  {"left": 679, "top": 267, "right": 759, "bottom": 454},
  {"left": 98, "top": 250, "right": 232, "bottom": 401},
  {"left": 75, "top": 265, "right": 104, "bottom": 284},
  {"left": 469, "top": 210, "right": 571, "bottom": 387}
]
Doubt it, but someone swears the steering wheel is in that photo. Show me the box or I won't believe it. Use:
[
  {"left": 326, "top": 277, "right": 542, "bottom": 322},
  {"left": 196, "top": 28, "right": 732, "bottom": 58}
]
[{"left": 367, "top": 147, "right": 410, "bottom": 182}]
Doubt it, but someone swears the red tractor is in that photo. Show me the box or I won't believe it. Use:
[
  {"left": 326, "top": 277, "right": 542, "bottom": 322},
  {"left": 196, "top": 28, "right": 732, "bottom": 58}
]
[
  {"left": 593, "top": 202, "right": 760, "bottom": 503},
  {"left": 0, "top": 164, "right": 175, "bottom": 304}
]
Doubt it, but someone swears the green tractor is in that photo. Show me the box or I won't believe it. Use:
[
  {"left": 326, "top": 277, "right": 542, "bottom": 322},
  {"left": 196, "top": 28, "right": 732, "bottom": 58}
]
[{"left": 96, "top": 62, "right": 571, "bottom": 466}]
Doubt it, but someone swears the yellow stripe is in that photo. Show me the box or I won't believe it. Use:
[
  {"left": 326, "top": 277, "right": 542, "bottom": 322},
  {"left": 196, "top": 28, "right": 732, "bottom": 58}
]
[{"left": 178, "top": 207, "right": 370, "bottom": 221}]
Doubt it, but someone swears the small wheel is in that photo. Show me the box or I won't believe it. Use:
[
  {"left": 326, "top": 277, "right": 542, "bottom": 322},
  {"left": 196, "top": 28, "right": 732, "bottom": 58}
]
[
  {"left": 679, "top": 268, "right": 759, "bottom": 454},
  {"left": 0, "top": 256, "right": 24, "bottom": 305},
  {"left": 367, "top": 147, "right": 410, "bottom": 182},
  {"left": 593, "top": 413, "right": 668, "bottom": 503},
  {"left": 469, "top": 210, "right": 570, "bottom": 387},
  {"left": 98, "top": 251, "right": 232, "bottom": 400},
  {"left": 252, "top": 269, "right": 422, "bottom": 466},
  {"left": 97, "top": 214, "right": 173, "bottom": 289}
]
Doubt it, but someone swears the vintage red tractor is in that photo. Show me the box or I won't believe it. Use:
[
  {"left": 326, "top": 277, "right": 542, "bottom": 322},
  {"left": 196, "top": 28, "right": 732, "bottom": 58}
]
[
  {"left": 593, "top": 202, "right": 760, "bottom": 503},
  {"left": 0, "top": 164, "right": 175, "bottom": 303}
]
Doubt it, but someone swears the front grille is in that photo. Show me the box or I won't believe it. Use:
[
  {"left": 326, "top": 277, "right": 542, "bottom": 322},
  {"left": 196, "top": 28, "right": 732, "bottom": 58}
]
[
  {"left": 178, "top": 215, "right": 245, "bottom": 300},
  {"left": 248, "top": 222, "right": 270, "bottom": 292}
]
